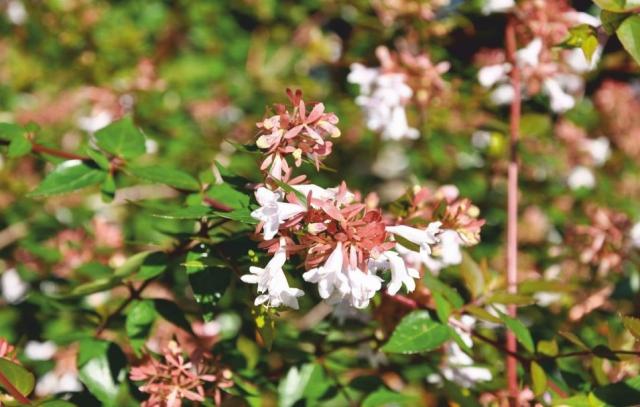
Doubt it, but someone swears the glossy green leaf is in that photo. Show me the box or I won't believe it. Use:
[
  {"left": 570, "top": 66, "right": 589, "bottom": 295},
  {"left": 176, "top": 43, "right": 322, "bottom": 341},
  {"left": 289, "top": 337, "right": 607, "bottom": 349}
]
[
  {"left": 594, "top": 0, "right": 640, "bottom": 12},
  {"left": 559, "top": 330, "right": 590, "bottom": 350},
  {"left": 622, "top": 315, "right": 640, "bottom": 340},
  {"left": 125, "top": 300, "right": 157, "bottom": 355},
  {"left": 278, "top": 364, "right": 328, "bottom": 407},
  {"left": 77, "top": 339, "right": 127, "bottom": 407},
  {"left": 7, "top": 135, "right": 31, "bottom": 158},
  {"left": 459, "top": 252, "right": 485, "bottom": 299},
  {"left": 381, "top": 310, "right": 450, "bottom": 354},
  {"left": 153, "top": 299, "right": 193, "bottom": 334},
  {"left": 0, "top": 123, "right": 24, "bottom": 141},
  {"left": 537, "top": 339, "right": 559, "bottom": 356},
  {"left": 29, "top": 160, "right": 107, "bottom": 197},
  {"left": 94, "top": 117, "right": 146, "bottom": 160},
  {"left": 601, "top": 10, "right": 629, "bottom": 34},
  {"left": 433, "top": 291, "right": 451, "bottom": 323},
  {"left": 127, "top": 165, "right": 200, "bottom": 191},
  {"left": 362, "top": 388, "right": 417, "bottom": 407},
  {"left": 423, "top": 274, "right": 464, "bottom": 309},
  {"left": 0, "top": 357, "right": 35, "bottom": 400},
  {"left": 617, "top": 15, "right": 640, "bottom": 65},
  {"left": 531, "top": 361, "right": 547, "bottom": 397},
  {"left": 184, "top": 245, "right": 231, "bottom": 321},
  {"left": 497, "top": 309, "right": 534, "bottom": 353}
]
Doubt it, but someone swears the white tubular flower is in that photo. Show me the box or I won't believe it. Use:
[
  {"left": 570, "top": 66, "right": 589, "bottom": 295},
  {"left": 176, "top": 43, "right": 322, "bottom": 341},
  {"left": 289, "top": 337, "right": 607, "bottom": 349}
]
[
  {"left": 490, "top": 83, "right": 515, "bottom": 105},
  {"left": 24, "top": 341, "right": 57, "bottom": 361},
  {"left": 373, "top": 251, "right": 419, "bottom": 295},
  {"left": 543, "top": 78, "right": 576, "bottom": 113},
  {"left": 303, "top": 242, "right": 350, "bottom": 300},
  {"left": 481, "top": 0, "right": 515, "bottom": 15},
  {"left": 347, "top": 63, "right": 380, "bottom": 95},
  {"left": 631, "top": 222, "right": 640, "bottom": 249},
  {"left": 35, "top": 371, "right": 83, "bottom": 397},
  {"left": 583, "top": 137, "right": 610, "bottom": 167},
  {"left": 478, "top": 63, "right": 511, "bottom": 88},
  {"left": 383, "top": 105, "right": 419, "bottom": 141},
  {"left": 1, "top": 268, "right": 28, "bottom": 304},
  {"left": 567, "top": 165, "right": 595, "bottom": 190},
  {"left": 386, "top": 222, "right": 441, "bottom": 263},
  {"left": 241, "top": 240, "right": 304, "bottom": 309},
  {"left": 251, "top": 187, "right": 306, "bottom": 240},
  {"left": 516, "top": 38, "right": 543, "bottom": 68},
  {"left": 345, "top": 265, "right": 383, "bottom": 309},
  {"left": 422, "top": 229, "right": 464, "bottom": 273}
]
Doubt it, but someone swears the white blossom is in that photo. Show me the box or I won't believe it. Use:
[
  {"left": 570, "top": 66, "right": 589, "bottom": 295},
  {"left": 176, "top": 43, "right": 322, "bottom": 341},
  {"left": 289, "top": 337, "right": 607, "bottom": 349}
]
[
  {"left": 422, "top": 229, "right": 464, "bottom": 273},
  {"left": 1, "top": 268, "right": 28, "bottom": 304},
  {"left": 348, "top": 64, "right": 419, "bottom": 141},
  {"left": 543, "top": 78, "right": 576, "bottom": 113},
  {"left": 583, "top": 137, "right": 610, "bottom": 167},
  {"left": 24, "top": 341, "right": 57, "bottom": 361},
  {"left": 303, "top": 242, "right": 350, "bottom": 301},
  {"left": 516, "top": 38, "right": 543, "bottom": 68},
  {"left": 481, "top": 0, "right": 515, "bottom": 15},
  {"left": 241, "top": 240, "right": 304, "bottom": 309},
  {"left": 386, "top": 222, "right": 441, "bottom": 264},
  {"left": 490, "top": 84, "right": 515, "bottom": 105},
  {"left": 567, "top": 165, "right": 595, "bottom": 190},
  {"left": 35, "top": 372, "right": 83, "bottom": 397},
  {"left": 370, "top": 251, "right": 419, "bottom": 295},
  {"left": 630, "top": 222, "right": 640, "bottom": 249},
  {"left": 77, "top": 111, "right": 112, "bottom": 133},
  {"left": 478, "top": 63, "right": 511, "bottom": 88},
  {"left": 251, "top": 187, "right": 306, "bottom": 240},
  {"left": 344, "top": 265, "right": 383, "bottom": 309}
]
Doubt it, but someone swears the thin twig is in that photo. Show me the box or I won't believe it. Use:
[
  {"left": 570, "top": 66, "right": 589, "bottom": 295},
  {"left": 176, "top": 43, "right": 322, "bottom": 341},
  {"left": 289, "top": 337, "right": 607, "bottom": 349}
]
[
  {"left": 95, "top": 279, "right": 153, "bottom": 337},
  {"left": 505, "top": 14, "right": 522, "bottom": 405}
]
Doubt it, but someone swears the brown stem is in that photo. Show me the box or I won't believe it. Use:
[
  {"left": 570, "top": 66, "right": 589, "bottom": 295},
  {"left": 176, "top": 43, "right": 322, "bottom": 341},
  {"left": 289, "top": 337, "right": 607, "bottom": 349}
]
[
  {"left": 505, "top": 14, "right": 521, "bottom": 405},
  {"left": 31, "top": 142, "right": 88, "bottom": 161},
  {"left": 94, "top": 279, "right": 153, "bottom": 337},
  {"left": 0, "top": 368, "right": 31, "bottom": 404}
]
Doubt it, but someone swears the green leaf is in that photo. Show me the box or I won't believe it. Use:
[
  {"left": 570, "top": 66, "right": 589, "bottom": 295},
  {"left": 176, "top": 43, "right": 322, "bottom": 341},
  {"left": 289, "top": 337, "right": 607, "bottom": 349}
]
[
  {"left": 86, "top": 148, "right": 111, "bottom": 170},
  {"left": 94, "top": 117, "right": 146, "bottom": 160},
  {"left": 29, "top": 160, "right": 107, "bottom": 197},
  {"left": 362, "top": 388, "right": 417, "bottom": 407},
  {"left": 423, "top": 274, "right": 464, "bottom": 309},
  {"left": 561, "top": 24, "right": 599, "bottom": 62},
  {"left": 207, "top": 182, "right": 250, "bottom": 210},
  {"left": 253, "top": 306, "right": 276, "bottom": 350},
  {"left": 617, "top": 15, "right": 640, "bottom": 65},
  {"left": 486, "top": 292, "right": 535, "bottom": 306},
  {"left": 153, "top": 299, "right": 194, "bottom": 334},
  {"left": 519, "top": 113, "right": 552, "bottom": 138},
  {"left": 129, "top": 252, "right": 168, "bottom": 281},
  {"left": 459, "top": 252, "right": 485, "bottom": 299},
  {"left": 0, "top": 123, "right": 24, "bottom": 141},
  {"left": 601, "top": 10, "right": 629, "bottom": 35},
  {"left": 125, "top": 300, "right": 157, "bottom": 355},
  {"left": 622, "top": 315, "right": 640, "bottom": 340},
  {"left": 184, "top": 245, "right": 231, "bottom": 321},
  {"left": 537, "top": 339, "right": 559, "bottom": 356},
  {"left": 7, "top": 135, "right": 31, "bottom": 158},
  {"left": 101, "top": 173, "right": 116, "bottom": 203},
  {"left": 150, "top": 205, "right": 212, "bottom": 220},
  {"left": 127, "top": 165, "right": 200, "bottom": 191},
  {"left": 433, "top": 292, "right": 451, "bottom": 323},
  {"left": 0, "top": 357, "right": 35, "bottom": 399},
  {"left": 278, "top": 364, "right": 329, "bottom": 407},
  {"left": 36, "top": 401, "right": 78, "bottom": 407},
  {"left": 531, "top": 361, "right": 547, "bottom": 397},
  {"left": 589, "top": 375, "right": 640, "bottom": 405},
  {"left": 381, "top": 310, "right": 450, "bottom": 354},
  {"left": 593, "top": 0, "right": 640, "bottom": 12},
  {"left": 559, "top": 331, "right": 590, "bottom": 350},
  {"left": 77, "top": 339, "right": 127, "bottom": 407},
  {"left": 465, "top": 305, "right": 501, "bottom": 324},
  {"left": 496, "top": 309, "right": 535, "bottom": 353}
]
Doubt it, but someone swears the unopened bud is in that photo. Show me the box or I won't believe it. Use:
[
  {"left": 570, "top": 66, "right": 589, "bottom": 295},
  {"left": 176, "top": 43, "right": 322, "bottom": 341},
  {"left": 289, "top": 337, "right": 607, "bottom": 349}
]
[{"left": 308, "top": 223, "right": 327, "bottom": 234}]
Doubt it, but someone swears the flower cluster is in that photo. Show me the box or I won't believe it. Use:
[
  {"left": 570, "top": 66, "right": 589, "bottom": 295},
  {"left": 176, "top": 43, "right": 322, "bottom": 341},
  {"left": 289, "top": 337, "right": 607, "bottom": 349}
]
[
  {"left": 255, "top": 88, "right": 340, "bottom": 181},
  {"left": 568, "top": 206, "right": 632, "bottom": 275},
  {"left": 477, "top": 0, "right": 600, "bottom": 112},
  {"left": 130, "top": 340, "right": 232, "bottom": 407},
  {"left": 243, "top": 91, "right": 484, "bottom": 309},
  {"left": 372, "top": 0, "right": 451, "bottom": 26},
  {"left": 348, "top": 46, "right": 449, "bottom": 141}
]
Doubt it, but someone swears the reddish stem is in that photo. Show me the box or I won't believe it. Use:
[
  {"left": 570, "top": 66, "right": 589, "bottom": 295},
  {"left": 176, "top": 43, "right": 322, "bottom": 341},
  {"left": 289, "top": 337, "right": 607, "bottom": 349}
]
[
  {"left": 505, "top": 15, "right": 521, "bottom": 405},
  {"left": 0, "top": 369, "right": 31, "bottom": 405},
  {"left": 30, "top": 142, "right": 88, "bottom": 161}
]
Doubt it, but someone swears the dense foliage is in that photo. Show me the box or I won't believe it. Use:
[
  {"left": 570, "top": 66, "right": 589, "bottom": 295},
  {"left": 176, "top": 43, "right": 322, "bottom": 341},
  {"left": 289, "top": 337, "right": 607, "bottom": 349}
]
[{"left": 1, "top": 0, "right": 640, "bottom": 406}]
